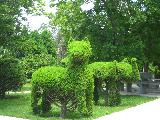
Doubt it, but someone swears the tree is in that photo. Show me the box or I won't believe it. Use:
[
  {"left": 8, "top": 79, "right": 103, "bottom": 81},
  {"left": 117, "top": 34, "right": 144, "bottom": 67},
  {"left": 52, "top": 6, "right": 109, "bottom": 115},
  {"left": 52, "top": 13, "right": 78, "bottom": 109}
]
[
  {"left": 0, "top": 0, "right": 44, "bottom": 49},
  {"left": 130, "top": 0, "right": 160, "bottom": 71},
  {"left": 0, "top": 55, "right": 25, "bottom": 99},
  {"left": 15, "top": 29, "right": 56, "bottom": 79},
  {"left": 50, "top": 0, "right": 143, "bottom": 62}
]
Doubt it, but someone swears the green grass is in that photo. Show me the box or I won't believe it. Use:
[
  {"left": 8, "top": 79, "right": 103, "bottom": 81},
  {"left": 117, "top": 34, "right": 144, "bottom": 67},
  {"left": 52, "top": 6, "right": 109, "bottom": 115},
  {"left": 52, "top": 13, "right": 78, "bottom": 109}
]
[{"left": 0, "top": 93, "right": 156, "bottom": 120}]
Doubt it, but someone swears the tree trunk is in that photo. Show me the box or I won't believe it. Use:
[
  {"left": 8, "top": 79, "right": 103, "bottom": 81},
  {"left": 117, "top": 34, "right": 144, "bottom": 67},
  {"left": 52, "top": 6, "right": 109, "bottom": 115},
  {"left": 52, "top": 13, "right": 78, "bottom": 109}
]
[
  {"left": 60, "top": 102, "right": 67, "bottom": 118},
  {"left": 0, "top": 90, "right": 5, "bottom": 99},
  {"left": 143, "top": 62, "right": 149, "bottom": 72}
]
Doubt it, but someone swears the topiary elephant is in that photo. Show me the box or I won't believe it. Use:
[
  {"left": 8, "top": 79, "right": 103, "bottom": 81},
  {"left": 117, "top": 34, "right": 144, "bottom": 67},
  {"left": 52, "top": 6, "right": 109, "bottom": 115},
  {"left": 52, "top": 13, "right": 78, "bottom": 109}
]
[{"left": 88, "top": 58, "right": 140, "bottom": 106}]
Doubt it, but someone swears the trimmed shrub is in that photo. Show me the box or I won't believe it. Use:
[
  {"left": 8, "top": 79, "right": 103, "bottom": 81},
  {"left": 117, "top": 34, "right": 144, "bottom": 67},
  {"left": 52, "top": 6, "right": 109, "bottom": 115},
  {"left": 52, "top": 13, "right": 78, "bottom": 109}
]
[
  {"left": 31, "top": 40, "right": 94, "bottom": 118},
  {"left": 0, "top": 58, "right": 25, "bottom": 99}
]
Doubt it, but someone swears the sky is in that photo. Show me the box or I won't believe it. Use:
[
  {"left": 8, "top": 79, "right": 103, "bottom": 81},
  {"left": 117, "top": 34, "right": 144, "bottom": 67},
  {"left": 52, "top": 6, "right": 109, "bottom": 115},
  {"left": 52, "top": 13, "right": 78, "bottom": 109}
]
[{"left": 25, "top": 0, "right": 94, "bottom": 30}]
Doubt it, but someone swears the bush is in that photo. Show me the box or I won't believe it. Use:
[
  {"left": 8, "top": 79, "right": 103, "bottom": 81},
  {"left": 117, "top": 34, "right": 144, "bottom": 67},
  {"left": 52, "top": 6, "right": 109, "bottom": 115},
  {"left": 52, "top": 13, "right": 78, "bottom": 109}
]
[
  {"left": 0, "top": 58, "right": 25, "bottom": 99},
  {"left": 31, "top": 40, "right": 94, "bottom": 118}
]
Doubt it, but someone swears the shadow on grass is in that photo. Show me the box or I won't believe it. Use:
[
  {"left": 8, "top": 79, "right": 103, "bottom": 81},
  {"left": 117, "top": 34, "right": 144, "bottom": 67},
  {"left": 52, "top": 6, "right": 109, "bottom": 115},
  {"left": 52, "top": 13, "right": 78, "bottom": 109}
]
[
  {"left": 95, "top": 95, "right": 154, "bottom": 107},
  {"left": 3, "top": 94, "right": 22, "bottom": 100}
]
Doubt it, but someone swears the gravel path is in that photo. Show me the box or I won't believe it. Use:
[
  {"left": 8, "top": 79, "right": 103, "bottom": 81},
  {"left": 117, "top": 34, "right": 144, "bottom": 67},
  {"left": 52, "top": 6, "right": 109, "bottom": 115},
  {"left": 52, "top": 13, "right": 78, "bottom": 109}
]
[{"left": 95, "top": 98, "right": 160, "bottom": 120}]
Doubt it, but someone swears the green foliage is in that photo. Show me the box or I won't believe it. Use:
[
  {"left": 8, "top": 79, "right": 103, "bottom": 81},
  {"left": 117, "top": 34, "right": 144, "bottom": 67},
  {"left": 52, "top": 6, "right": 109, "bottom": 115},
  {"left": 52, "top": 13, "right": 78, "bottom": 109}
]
[
  {"left": 12, "top": 29, "right": 56, "bottom": 80},
  {"left": 0, "top": 58, "right": 26, "bottom": 99},
  {"left": 50, "top": 0, "right": 144, "bottom": 62},
  {"left": 88, "top": 61, "right": 120, "bottom": 106},
  {"left": 13, "top": 30, "right": 56, "bottom": 58},
  {"left": 67, "top": 40, "right": 92, "bottom": 65},
  {"left": 0, "top": 0, "right": 43, "bottom": 48},
  {"left": 149, "top": 63, "right": 159, "bottom": 74},
  {"left": 0, "top": 46, "right": 11, "bottom": 59},
  {"left": 31, "top": 40, "right": 94, "bottom": 118},
  {"left": 131, "top": 58, "right": 140, "bottom": 82},
  {"left": 60, "top": 57, "right": 69, "bottom": 67},
  {"left": 32, "top": 66, "right": 67, "bottom": 90},
  {"left": 22, "top": 54, "right": 55, "bottom": 79},
  {"left": 88, "top": 62, "right": 116, "bottom": 81},
  {"left": 51, "top": 0, "right": 160, "bottom": 71},
  {"left": 117, "top": 62, "right": 133, "bottom": 82},
  {"left": 50, "top": 1, "right": 86, "bottom": 42},
  {"left": 108, "top": 81, "right": 121, "bottom": 106}
]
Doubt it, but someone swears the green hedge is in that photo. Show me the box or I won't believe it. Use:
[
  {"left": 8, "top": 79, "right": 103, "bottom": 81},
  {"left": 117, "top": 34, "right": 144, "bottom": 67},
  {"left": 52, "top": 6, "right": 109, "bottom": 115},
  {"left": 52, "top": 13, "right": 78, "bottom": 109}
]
[{"left": 0, "top": 58, "right": 25, "bottom": 99}]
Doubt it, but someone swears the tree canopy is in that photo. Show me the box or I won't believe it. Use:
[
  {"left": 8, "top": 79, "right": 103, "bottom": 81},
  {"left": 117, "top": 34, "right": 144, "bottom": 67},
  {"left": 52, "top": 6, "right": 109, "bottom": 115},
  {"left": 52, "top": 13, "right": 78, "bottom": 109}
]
[{"left": 50, "top": 0, "right": 160, "bottom": 70}]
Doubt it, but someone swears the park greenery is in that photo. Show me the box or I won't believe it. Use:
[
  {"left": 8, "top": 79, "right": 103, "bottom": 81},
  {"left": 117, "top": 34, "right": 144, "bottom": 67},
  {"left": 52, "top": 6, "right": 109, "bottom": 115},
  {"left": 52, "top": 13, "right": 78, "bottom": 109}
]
[{"left": 0, "top": 0, "right": 160, "bottom": 119}]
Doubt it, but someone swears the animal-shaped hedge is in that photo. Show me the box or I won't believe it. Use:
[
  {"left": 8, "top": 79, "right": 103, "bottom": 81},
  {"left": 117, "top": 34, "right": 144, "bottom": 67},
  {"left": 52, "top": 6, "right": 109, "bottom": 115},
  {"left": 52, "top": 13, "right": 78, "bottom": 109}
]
[
  {"left": 31, "top": 40, "right": 94, "bottom": 118},
  {"left": 88, "top": 58, "right": 140, "bottom": 106}
]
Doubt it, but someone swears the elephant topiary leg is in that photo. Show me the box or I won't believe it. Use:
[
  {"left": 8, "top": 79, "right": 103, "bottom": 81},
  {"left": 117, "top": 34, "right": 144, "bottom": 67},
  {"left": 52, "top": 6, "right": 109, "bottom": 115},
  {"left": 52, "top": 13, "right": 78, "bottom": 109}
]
[
  {"left": 93, "top": 79, "right": 99, "bottom": 105},
  {"left": 108, "top": 81, "right": 121, "bottom": 106}
]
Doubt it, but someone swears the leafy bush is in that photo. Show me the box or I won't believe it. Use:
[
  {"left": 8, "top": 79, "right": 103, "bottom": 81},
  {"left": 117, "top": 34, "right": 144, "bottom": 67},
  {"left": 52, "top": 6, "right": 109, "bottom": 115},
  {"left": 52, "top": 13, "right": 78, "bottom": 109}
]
[
  {"left": 31, "top": 40, "right": 94, "bottom": 118},
  {"left": 0, "top": 58, "right": 25, "bottom": 99}
]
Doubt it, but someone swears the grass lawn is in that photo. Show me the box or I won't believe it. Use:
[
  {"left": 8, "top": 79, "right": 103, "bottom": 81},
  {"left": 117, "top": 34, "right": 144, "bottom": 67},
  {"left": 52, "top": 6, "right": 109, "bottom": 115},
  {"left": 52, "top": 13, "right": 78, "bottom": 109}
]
[{"left": 0, "top": 93, "right": 156, "bottom": 120}]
